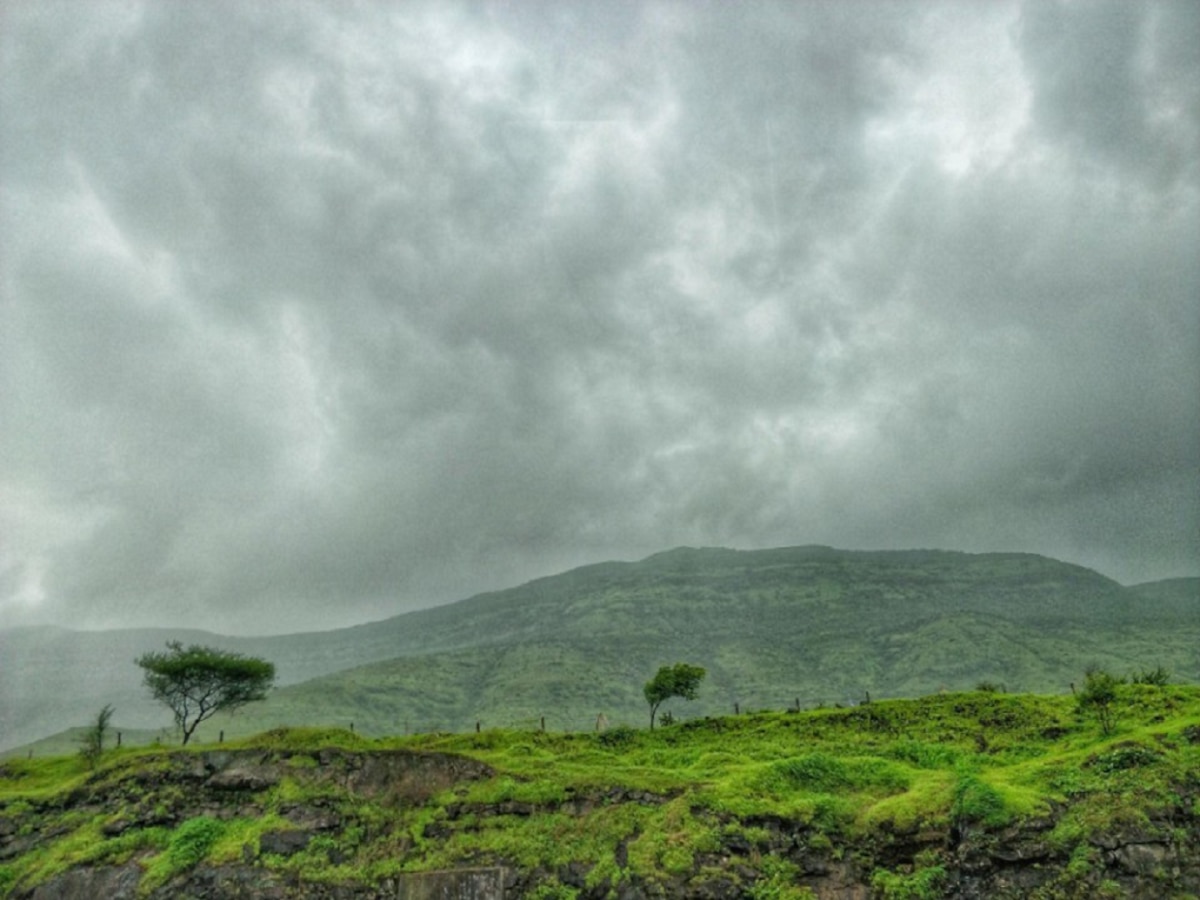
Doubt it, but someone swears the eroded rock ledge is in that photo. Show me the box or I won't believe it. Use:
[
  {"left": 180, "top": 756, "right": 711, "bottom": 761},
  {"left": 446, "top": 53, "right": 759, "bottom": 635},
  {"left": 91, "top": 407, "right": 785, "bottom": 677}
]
[{"left": 3, "top": 746, "right": 1198, "bottom": 899}]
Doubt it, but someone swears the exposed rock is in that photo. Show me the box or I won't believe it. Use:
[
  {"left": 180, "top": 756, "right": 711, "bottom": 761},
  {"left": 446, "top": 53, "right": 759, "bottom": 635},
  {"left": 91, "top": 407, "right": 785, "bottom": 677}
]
[
  {"left": 1112, "top": 840, "right": 1169, "bottom": 875},
  {"left": 259, "top": 829, "right": 314, "bottom": 856},
  {"left": 206, "top": 765, "right": 281, "bottom": 791},
  {"left": 391, "top": 867, "right": 508, "bottom": 899},
  {"left": 24, "top": 863, "right": 141, "bottom": 900}
]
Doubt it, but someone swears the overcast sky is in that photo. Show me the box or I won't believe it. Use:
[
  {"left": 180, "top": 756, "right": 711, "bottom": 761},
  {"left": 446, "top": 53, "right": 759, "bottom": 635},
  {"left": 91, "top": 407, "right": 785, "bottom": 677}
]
[{"left": 2, "top": 1, "right": 1197, "bottom": 635}]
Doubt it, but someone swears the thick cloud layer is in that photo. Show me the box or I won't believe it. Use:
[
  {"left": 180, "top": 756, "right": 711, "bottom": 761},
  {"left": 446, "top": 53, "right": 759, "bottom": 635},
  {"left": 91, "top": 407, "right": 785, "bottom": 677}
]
[{"left": 2, "top": 1, "right": 1197, "bottom": 633}]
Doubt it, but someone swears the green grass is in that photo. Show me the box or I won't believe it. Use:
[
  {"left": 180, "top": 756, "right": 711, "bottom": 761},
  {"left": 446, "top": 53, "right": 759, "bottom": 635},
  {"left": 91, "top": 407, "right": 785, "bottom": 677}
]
[{"left": 1, "top": 683, "right": 1198, "bottom": 898}]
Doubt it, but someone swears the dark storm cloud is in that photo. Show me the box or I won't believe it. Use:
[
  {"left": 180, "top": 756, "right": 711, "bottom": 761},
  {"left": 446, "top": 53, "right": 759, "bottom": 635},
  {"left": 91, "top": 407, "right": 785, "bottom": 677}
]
[{"left": 1, "top": 1, "right": 1196, "bottom": 633}]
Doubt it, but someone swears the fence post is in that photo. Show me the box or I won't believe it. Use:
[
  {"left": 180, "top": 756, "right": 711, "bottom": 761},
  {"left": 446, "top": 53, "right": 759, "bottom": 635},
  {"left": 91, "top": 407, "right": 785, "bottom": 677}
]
[
  {"left": 219, "top": 730, "right": 224, "bottom": 744},
  {"left": 476, "top": 721, "right": 481, "bottom": 733},
  {"left": 734, "top": 702, "right": 740, "bottom": 715},
  {"left": 117, "top": 732, "right": 122, "bottom": 748},
  {"left": 540, "top": 717, "right": 545, "bottom": 733}
]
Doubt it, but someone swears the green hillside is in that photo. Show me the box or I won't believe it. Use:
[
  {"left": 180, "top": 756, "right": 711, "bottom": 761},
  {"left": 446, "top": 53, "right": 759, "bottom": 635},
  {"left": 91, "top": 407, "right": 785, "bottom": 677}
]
[
  {"left": 199, "top": 548, "right": 1197, "bottom": 742},
  {"left": 4, "top": 548, "right": 1196, "bottom": 752}
]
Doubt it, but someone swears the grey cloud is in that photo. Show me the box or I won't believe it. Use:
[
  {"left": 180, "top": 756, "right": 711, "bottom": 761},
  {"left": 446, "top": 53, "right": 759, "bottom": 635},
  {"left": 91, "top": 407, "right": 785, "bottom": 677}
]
[
  {"left": 1018, "top": 0, "right": 1200, "bottom": 189},
  {"left": 1, "top": 1, "right": 1196, "bottom": 633}
]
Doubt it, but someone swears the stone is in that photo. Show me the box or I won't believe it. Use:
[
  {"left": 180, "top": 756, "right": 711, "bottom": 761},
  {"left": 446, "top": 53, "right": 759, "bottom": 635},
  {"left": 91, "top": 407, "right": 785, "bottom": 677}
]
[
  {"left": 259, "top": 830, "right": 313, "bottom": 857},
  {"left": 1114, "top": 841, "right": 1168, "bottom": 876},
  {"left": 27, "top": 863, "right": 141, "bottom": 900},
  {"left": 206, "top": 766, "right": 280, "bottom": 791}
]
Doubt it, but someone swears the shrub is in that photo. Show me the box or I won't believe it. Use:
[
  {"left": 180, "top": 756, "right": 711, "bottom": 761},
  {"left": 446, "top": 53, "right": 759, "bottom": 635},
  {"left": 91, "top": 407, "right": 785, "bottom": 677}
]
[
  {"left": 871, "top": 864, "right": 947, "bottom": 900},
  {"left": 747, "top": 856, "right": 814, "bottom": 899},
  {"left": 596, "top": 725, "right": 637, "bottom": 749},
  {"left": 1089, "top": 745, "right": 1161, "bottom": 774},
  {"left": 1077, "top": 668, "right": 1124, "bottom": 735},
  {"left": 951, "top": 769, "right": 1007, "bottom": 828},
  {"left": 1130, "top": 666, "right": 1170, "bottom": 686},
  {"left": 167, "top": 816, "right": 226, "bottom": 871}
]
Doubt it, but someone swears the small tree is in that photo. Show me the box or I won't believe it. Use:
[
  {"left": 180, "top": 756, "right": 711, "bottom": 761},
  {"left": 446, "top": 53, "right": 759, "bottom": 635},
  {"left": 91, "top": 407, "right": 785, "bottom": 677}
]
[
  {"left": 79, "top": 704, "right": 114, "bottom": 768},
  {"left": 643, "top": 662, "right": 705, "bottom": 729},
  {"left": 136, "top": 642, "right": 275, "bottom": 745},
  {"left": 1077, "top": 667, "right": 1124, "bottom": 735}
]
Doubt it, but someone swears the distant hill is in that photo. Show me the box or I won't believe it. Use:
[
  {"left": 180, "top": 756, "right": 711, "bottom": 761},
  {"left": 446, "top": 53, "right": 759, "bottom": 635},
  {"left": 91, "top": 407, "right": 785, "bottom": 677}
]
[{"left": 3, "top": 547, "right": 1197, "bottom": 751}]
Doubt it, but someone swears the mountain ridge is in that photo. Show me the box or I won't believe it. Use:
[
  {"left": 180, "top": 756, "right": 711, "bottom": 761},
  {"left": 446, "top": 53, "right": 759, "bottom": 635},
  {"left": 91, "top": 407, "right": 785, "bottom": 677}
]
[{"left": 2, "top": 546, "right": 1197, "bottom": 752}]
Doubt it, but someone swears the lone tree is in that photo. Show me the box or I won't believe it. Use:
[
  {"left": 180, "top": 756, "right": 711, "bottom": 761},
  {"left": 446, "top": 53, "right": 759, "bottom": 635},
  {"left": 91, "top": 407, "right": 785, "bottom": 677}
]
[
  {"left": 79, "top": 703, "right": 114, "bottom": 769},
  {"left": 643, "top": 662, "right": 706, "bottom": 729},
  {"left": 136, "top": 642, "right": 275, "bottom": 745}
]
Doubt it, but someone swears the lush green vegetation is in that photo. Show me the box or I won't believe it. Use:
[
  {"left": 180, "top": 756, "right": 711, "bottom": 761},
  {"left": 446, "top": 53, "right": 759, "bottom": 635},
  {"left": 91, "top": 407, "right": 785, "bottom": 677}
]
[
  {"left": 2, "top": 680, "right": 1197, "bottom": 898},
  {"left": 4, "top": 548, "right": 1197, "bottom": 754},
  {"left": 188, "top": 552, "right": 1200, "bottom": 745}
]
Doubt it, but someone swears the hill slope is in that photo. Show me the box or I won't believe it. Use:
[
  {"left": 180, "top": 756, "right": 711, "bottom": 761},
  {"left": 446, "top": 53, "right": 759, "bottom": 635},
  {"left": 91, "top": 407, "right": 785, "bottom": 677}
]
[
  {"left": 213, "top": 548, "right": 1199, "bottom": 739},
  {"left": 3, "top": 547, "right": 1196, "bottom": 750}
]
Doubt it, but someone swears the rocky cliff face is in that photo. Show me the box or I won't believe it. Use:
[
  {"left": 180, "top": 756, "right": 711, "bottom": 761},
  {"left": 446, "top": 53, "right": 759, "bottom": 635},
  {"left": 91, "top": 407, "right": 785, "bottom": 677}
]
[{"left": 3, "top": 746, "right": 1197, "bottom": 899}]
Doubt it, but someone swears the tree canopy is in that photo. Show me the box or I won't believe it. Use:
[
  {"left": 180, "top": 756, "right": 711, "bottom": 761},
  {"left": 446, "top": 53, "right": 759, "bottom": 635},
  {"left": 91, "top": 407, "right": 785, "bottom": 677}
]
[
  {"left": 136, "top": 642, "right": 275, "bottom": 745},
  {"left": 643, "top": 662, "right": 706, "bottom": 729}
]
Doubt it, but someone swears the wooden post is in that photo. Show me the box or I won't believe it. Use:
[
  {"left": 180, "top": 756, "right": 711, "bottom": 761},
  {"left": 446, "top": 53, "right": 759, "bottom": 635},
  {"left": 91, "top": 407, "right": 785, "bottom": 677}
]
[
  {"left": 476, "top": 721, "right": 481, "bottom": 733},
  {"left": 116, "top": 732, "right": 122, "bottom": 748},
  {"left": 540, "top": 716, "right": 545, "bottom": 733},
  {"left": 350, "top": 722, "right": 355, "bottom": 733},
  {"left": 734, "top": 702, "right": 740, "bottom": 715},
  {"left": 219, "top": 730, "right": 224, "bottom": 743}
]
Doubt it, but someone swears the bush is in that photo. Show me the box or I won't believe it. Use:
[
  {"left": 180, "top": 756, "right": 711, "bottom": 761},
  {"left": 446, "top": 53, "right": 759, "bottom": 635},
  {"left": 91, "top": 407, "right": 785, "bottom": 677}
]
[
  {"left": 747, "top": 856, "right": 814, "bottom": 899},
  {"left": 596, "top": 725, "right": 638, "bottom": 749},
  {"left": 1089, "top": 745, "right": 1161, "bottom": 774},
  {"left": 1077, "top": 668, "right": 1124, "bottom": 735},
  {"left": 1130, "top": 666, "right": 1170, "bottom": 686},
  {"left": 951, "top": 769, "right": 1007, "bottom": 828},
  {"left": 871, "top": 864, "right": 947, "bottom": 900},
  {"left": 167, "top": 817, "right": 226, "bottom": 871}
]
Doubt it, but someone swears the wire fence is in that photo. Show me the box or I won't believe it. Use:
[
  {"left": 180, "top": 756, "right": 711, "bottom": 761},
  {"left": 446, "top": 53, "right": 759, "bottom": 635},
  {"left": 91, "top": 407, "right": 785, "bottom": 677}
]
[{"left": 312, "top": 693, "right": 887, "bottom": 739}]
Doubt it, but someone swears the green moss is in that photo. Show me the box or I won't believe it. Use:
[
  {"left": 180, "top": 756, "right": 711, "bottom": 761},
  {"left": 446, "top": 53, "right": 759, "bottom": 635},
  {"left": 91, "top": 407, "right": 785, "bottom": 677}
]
[
  {"left": 746, "top": 856, "right": 814, "bottom": 899},
  {"left": 871, "top": 864, "right": 947, "bottom": 900}
]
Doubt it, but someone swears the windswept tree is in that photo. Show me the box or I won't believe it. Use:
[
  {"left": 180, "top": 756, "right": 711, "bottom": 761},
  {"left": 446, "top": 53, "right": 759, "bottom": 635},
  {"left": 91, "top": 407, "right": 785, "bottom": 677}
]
[
  {"left": 136, "top": 642, "right": 275, "bottom": 745},
  {"left": 79, "top": 703, "right": 114, "bottom": 769},
  {"left": 643, "top": 662, "right": 706, "bottom": 729}
]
